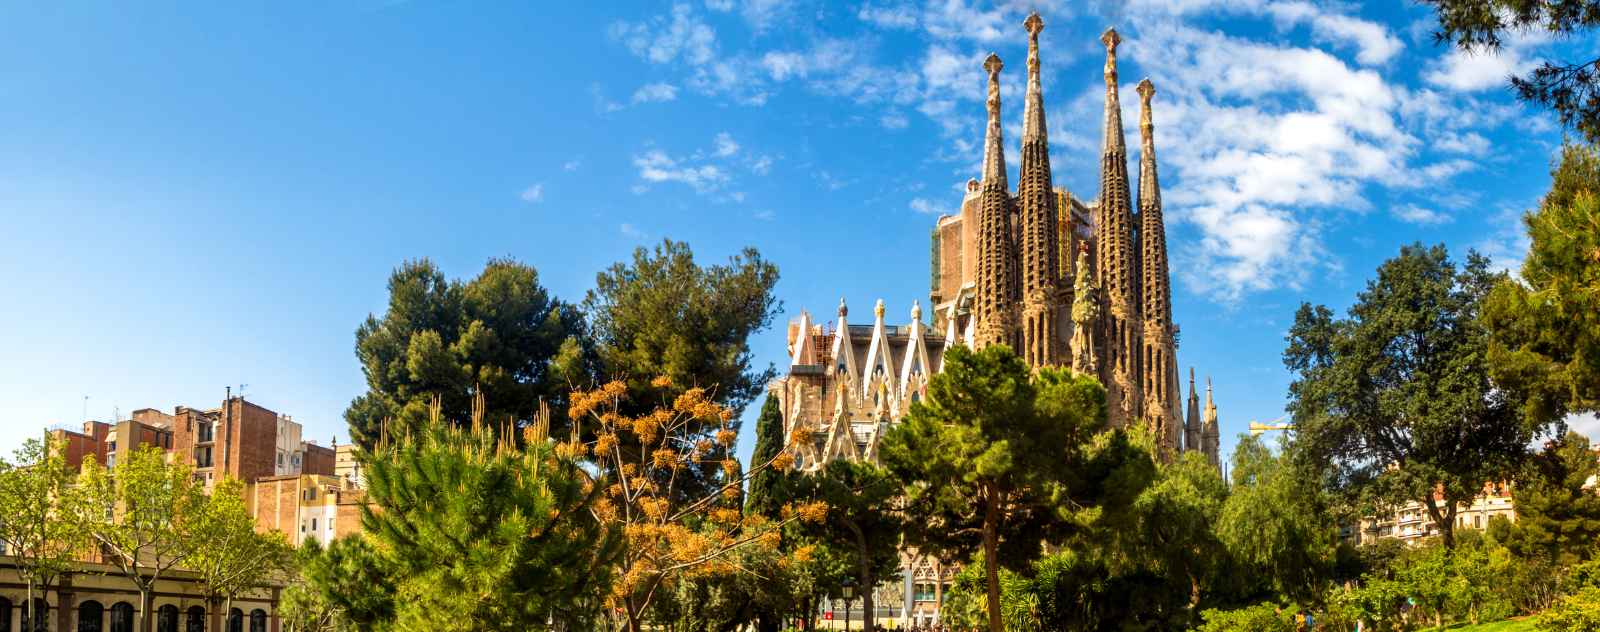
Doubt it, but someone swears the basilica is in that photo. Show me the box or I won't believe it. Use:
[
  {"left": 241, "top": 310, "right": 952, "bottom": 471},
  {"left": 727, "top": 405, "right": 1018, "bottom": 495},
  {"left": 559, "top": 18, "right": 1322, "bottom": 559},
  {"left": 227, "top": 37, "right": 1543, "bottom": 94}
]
[{"left": 772, "top": 15, "right": 1221, "bottom": 475}]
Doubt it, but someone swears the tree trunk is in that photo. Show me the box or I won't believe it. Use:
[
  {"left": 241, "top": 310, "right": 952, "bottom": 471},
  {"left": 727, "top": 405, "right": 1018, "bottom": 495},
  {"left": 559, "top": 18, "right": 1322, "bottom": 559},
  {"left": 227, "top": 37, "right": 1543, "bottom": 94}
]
[
  {"left": 140, "top": 588, "right": 153, "bottom": 632},
  {"left": 983, "top": 486, "right": 1002, "bottom": 632},
  {"left": 848, "top": 520, "right": 875, "bottom": 632},
  {"left": 24, "top": 583, "right": 35, "bottom": 632}
]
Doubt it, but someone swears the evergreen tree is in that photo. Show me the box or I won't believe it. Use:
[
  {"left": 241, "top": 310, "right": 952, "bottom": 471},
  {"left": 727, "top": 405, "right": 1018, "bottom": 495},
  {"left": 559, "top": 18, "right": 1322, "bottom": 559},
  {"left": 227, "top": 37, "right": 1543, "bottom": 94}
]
[
  {"left": 1217, "top": 435, "right": 1338, "bottom": 605},
  {"left": 356, "top": 402, "right": 621, "bottom": 630},
  {"left": 879, "top": 345, "right": 1116, "bottom": 632},
  {"left": 745, "top": 395, "right": 786, "bottom": 518},
  {"left": 345, "top": 258, "right": 583, "bottom": 449},
  {"left": 297, "top": 537, "right": 396, "bottom": 631},
  {"left": 1484, "top": 143, "right": 1600, "bottom": 423},
  {"left": 791, "top": 459, "right": 904, "bottom": 632},
  {"left": 1505, "top": 431, "right": 1600, "bottom": 567},
  {"left": 1423, "top": 0, "right": 1600, "bottom": 141},
  {"left": 1285, "top": 244, "right": 1533, "bottom": 547}
]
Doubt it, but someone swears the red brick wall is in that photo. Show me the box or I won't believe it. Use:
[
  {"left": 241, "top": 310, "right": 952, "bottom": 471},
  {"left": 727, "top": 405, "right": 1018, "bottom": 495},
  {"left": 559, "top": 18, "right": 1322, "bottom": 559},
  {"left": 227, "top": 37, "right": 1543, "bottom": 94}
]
[
  {"left": 225, "top": 399, "right": 280, "bottom": 483},
  {"left": 302, "top": 443, "right": 335, "bottom": 477},
  {"left": 250, "top": 476, "right": 303, "bottom": 537}
]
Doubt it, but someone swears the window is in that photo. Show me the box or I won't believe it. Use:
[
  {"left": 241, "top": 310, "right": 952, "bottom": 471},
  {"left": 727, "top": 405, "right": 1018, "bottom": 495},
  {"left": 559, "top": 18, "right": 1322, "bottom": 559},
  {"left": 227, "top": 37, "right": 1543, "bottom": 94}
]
[
  {"left": 311, "top": 518, "right": 317, "bottom": 531},
  {"left": 22, "top": 598, "right": 47, "bottom": 632},
  {"left": 78, "top": 600, "right": 103, "bottom": 632},
  {"left": 157, "top": 605, "right": 180, "bottom": 632},
  {"left": 0, "top": 597, "right": 11, "bottom": 632},
  {"left": 185, "top": 606, "right": 206, "bottom": 632},
  {"left": 198, "top": 422, "right": 213, "bottom": 443},
  {"left": 249, "top": 610, "right": 267, "bottom": 632},
  {"left": 110, "top": 602, "right": 135, "bottom": 632},
  {"left": 228, "top": 608, "right": 243, "bottom": 632},
  {"left": 195, "top": 446, "right": 213, "bottom": 468},
  {"left": 277, "top": 451, "right": 283, "bottom": 466}
]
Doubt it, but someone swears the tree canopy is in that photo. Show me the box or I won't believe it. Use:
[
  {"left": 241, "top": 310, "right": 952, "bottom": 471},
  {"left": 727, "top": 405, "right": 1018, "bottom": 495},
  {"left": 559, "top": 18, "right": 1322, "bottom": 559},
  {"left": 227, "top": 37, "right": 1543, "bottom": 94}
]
[
  {"left": 1285, "top": 243, "right": 1533, "bottom": 547},
  {"left": 345, "top": 258, "right": 583, "bottom": 449},
  {"left": 1424, "top": 0, "right": 1600, "bottom": 142},
  {"left": 880, "top": 344, "right": 1115, "bottom": 632},
  {"left": 1484, "top": 142, "right": 1600, "bottom": 424}
]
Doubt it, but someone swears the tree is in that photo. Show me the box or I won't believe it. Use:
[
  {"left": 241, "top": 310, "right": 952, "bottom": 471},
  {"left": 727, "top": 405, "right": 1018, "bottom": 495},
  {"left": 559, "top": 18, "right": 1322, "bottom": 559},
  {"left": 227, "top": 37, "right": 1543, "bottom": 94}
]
[
  {"left": 1484, "top": 143, "right": 1600, "bottom": 423},
  {"left": 189, "top": 477, "right": 294, "bottom": 629},
  {"left": 1217, "top": 435, "right": 1339, "bottom": 605},
  {"left": 77, "top": 445, "right": 207, "bottom": 632},
  {"left": 1423, "top": 0, "right": 1600, "bottom": 142},
  {"left": 879, "top": 345, "right": 1113, "bottom": 632},
  {"left": 345, "top": 258, "right": 583, "bottom": 449},
  {"left": 744, "top": 395, "right": 786, "bottom": 519},
  {"left": 1504, "top": 431, "right": 1600, "bottom": 567},
  {"left": 567, "top": 379, "right": 820, "bottom": 632},
  {"left": 1285, "top": 244, "right": 1533, "bottom": 547},
  {"left": 791, "top": 459, "right": 904, "bottom": 632},
  {"left": 297, "top": 537, "right": 396, "bottom": 631},
  {"left": 583, "top": 239, "right": 779, "bottom": 424},
  {"left": 355, "top": 399, "right": 620, "bottom": 630},
  {"left": 0, "top": 437, "right": 81, "bottom": 632}
]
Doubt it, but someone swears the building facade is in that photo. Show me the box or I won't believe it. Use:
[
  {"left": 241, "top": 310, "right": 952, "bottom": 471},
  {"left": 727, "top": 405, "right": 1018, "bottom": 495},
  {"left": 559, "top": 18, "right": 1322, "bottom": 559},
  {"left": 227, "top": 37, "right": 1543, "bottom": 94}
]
[
  {"left": 769, "top": 15, "right": 1224, "bottom": 626},
  {"left": 0, "top": 560, "right": 280, "bottom": 632}
]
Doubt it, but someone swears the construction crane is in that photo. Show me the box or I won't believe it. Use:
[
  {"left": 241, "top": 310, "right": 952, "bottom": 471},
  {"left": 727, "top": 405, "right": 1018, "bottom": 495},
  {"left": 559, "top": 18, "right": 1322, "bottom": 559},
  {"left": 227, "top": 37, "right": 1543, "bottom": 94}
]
[{"left": 1249, "top": 415, "right": 1294, "bottom": 437}]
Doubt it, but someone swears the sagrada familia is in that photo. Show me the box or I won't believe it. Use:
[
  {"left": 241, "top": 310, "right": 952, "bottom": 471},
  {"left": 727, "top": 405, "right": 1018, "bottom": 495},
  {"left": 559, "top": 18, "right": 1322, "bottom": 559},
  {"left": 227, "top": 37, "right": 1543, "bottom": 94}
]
[{"left": 773, "top": 15, "right": 1221, "bottom": 477}]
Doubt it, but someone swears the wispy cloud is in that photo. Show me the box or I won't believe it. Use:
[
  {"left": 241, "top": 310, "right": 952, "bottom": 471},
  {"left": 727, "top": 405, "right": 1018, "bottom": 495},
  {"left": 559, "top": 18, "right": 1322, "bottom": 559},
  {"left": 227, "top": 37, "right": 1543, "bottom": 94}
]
[
  {"left": 631, "top": 132, "right": 770, "bottom": 197},
  {"left": 632, "top": 82, "right": 680, "bottom": 104},
  {"left": 563, "top": 159, "right": 582, "bottom": 172},
  {"left": 713, "top": 132, "right": 740, "bottom": 157},
  {"left": 519, "top": 183, "right": 545, "bottom": 203},
  {"left": 1391, "top": 203, "right": 1451, "bottom": 225},
  {"left": 634, "top": 150, "right": 730, "bottom": 193},
  {"left": 909, "top": 197, "right": 948, "bottom": 215}
]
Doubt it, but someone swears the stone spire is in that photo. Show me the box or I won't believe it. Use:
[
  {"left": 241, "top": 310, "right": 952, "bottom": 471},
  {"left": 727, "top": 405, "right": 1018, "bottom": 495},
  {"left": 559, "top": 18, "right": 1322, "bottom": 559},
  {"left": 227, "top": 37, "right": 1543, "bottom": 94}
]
[
  {"left": 1095, "top": 28, "right": 1141, "bottom": 429},
  {"left": 1203, "top": 377, "right": 1221, "bottom": 469},
  {"left": 973, "top": 53, "right": 1022, "bottom": 352},
  {"left": 1184, "top": 367, "right": 1201, "bottom": 453},
  {"left": 1017, "top": 12, "right": 1062, "bottom": 369},
  {"left": 1136, "top": 78, "right": 1176, "bottom": 452}
]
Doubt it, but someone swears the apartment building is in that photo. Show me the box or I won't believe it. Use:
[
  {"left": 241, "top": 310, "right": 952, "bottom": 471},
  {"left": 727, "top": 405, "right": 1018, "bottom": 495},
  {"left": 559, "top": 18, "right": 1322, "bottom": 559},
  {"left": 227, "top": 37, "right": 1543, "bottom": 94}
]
[
  {"left": 1343, "top": 484, "right": 1517, "bottom": 546},
  {"left": 249, "top": 474, "right": 368, "bottom": 547}
]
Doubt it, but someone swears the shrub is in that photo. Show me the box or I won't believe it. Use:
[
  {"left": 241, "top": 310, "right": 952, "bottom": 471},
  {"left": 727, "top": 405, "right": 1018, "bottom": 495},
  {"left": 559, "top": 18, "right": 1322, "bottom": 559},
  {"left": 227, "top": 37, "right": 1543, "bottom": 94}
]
[
  {"left": 1195, "top": 602, "right": 1296, "bottom": 632},
  {"left": 1537, "top": 586, "right": 1600, "bottom": 632}
]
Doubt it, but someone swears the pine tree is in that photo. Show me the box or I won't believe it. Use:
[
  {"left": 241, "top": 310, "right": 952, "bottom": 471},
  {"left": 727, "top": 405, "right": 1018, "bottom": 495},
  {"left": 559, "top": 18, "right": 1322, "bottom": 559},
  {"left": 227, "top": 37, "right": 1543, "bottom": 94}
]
[
  {"left": 1505, "top": 431, "right": 1600, "bottom": 567},
  {"left": 745, "top": 395, "right": 786, "bottom": 518},
  {"left": 355, "top": 399, "right": 622, "bottom": 630}
]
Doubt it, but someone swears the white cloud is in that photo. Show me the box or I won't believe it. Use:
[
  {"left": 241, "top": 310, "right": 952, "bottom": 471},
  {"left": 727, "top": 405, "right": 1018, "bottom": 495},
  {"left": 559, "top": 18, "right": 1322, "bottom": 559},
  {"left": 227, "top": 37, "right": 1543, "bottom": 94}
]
[
  {"left": 1426, "top": 46, "right": 1535, "bottom": 92},
  {"left": 1475, "top": 200, "right": 1533, "bottom": 273},
  {"left": 1568, "top": 413, "right": 1600, "bottom": 446},
  {"left": 713, "top": 132, "right": 740, "bottom": 157},
  {"left": 881, "top": 111, "right": 910, "bottom": 129},
  {"left": 1391, "top": 203, "right": 1451, "bottom": 225},
  {"left": 519, "top": 183, "right": 544, "bottom": 203},
  {"left": 753, "top": 208, "right": 776, "bottom": 221},
  {"left": 909, "top": 197, "right": 949, "bottom": 215},
  {"left": 631, "top": 82, "right": 680, "bottom": 104},
  {"left": 563, "top": 159, "right": 582, "bottom": 172},
  {"left": 1261, "top": 2, "right": 1402, "bottom": 65},
  {"left": 610, "top": 4, "right": 716, "bottom": 66},
  {"left": 633, "top": 150, "right": 730, "bottom": 193},
  {"left": 858, "top": 3, "right": 919, "bottom": 29},
  {"left": 621, "top": 223, "right": 647, "bottom": 238},
  {"left": 750, "top": 154, "right": 774, "bottom": 175}
]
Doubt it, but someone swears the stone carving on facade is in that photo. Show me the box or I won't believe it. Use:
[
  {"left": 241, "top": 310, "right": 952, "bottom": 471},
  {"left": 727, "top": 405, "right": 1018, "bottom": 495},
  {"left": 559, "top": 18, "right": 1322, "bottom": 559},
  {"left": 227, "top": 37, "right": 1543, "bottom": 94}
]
[{"left": 1070, "top": 242, "right": 1099, "bottom": 376}]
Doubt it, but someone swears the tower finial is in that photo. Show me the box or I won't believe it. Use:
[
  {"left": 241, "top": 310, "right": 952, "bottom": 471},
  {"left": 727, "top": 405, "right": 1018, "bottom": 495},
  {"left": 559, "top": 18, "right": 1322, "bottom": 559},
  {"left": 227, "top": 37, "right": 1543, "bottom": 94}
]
[
  {"left": 981, "top": 53, "right": 1007, "bottom": 187},
  {"left": 911, "top": 300, "right": 922, "bottom": 321},
  {"left": 1101, "top": 28, "right": 1121, "bottom": 81},
  {"left": 838, "top": 297, "right": 848, "bottom": 318},
  {"left": 874, "top": 298, "right": 886, "bottom": 320}
]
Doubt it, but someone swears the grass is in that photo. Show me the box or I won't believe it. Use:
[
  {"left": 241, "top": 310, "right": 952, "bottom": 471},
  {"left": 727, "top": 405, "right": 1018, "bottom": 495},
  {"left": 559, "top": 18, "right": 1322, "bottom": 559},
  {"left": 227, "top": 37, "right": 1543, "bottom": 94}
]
[{"left": 1442, "top": 616, "right": 1539, "bottom": 631}]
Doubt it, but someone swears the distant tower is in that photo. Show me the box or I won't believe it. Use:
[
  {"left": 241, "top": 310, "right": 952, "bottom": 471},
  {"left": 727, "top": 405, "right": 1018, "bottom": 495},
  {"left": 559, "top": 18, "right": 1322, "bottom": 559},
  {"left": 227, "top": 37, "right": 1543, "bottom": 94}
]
[
  {"left": 1203, "top": 378, "right": 1221, "bottom": 468},
  {"left": 1184, "top": 368, "right": 1202, "bottom": 453},
  {"left": 1095, "top": 28, "right": 1142, "bottom": 429},
  {"left": 1136, "top": 78, "right": 1178, "bottom": 453},
  {"left": 973, "top": 53, "right": 1022, "bottom": 352},
  {"left": 1017, "top": 12, "right": 1062, "bottom": 369}
]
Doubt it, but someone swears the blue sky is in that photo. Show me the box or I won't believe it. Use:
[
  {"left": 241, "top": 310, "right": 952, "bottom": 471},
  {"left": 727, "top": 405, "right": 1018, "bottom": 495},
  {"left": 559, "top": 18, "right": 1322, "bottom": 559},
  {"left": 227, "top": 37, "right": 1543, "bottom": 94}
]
[{"left": 1, "top": 1, "right": 1592, "bottom": 467}]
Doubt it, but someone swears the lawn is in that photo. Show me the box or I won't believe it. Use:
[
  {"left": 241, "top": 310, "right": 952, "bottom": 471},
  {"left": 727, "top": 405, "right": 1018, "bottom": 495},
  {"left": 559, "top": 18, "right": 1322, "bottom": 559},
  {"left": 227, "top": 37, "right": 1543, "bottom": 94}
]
[{"left": 1442, "top": 617, "right": 1539, "bottom": 631}]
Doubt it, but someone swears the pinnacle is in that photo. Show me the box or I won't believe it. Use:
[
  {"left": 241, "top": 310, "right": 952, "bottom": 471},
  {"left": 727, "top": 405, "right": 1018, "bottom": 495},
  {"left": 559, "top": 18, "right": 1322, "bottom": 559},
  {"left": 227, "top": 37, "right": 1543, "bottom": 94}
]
[
  {"left": 983, "top": 53, "right": 1003, "bottom": 75},
  {"left": 1136, "top": 78, "right": 1154, "bottom": 99},
  {"left": 1024, "top": 12, "right": 1043, "bottom": 36},
  {"left": 1101, "top": 27, "right": 1121, "bottom": 50}
]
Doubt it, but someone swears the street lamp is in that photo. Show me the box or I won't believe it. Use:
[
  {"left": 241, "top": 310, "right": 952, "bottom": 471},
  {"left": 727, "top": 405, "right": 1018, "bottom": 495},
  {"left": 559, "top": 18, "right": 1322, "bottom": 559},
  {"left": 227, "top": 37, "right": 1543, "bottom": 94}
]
[{"left": 842, "top": 579, "right": 854, "bottom": 632}]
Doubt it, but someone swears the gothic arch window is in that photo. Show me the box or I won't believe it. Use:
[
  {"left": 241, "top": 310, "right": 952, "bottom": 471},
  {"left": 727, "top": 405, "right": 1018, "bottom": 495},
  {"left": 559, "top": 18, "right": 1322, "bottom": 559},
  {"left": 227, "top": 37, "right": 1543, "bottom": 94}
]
[
  {"left": 185, "top": 606, "right": 206, "bottom": 632},
  {"left": 157, "top": 605, "right": 180, "bottom": 632},
  {"left": 77, "top": 600, "right": 104, "bottom": 632},
  {"left": 109, "top": 603, "right": 134, "bottom": 632},
  {"left": 248, "top": 610, "right": 266, "bottom": 632},
  {"left": 0, "top": 597, "right": 11, "bottom": 632},
  {"left": 227, "top": 608, "right": 243, "bottom": 632},
  {"left": 23, "top": 599, "right": 47, "bottom": 632}
]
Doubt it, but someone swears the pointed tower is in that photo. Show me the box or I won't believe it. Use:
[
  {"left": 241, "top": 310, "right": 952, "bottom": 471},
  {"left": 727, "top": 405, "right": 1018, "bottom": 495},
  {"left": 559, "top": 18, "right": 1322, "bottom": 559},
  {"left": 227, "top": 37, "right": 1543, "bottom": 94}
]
[
  {"left": 1203, "top": 377, "right": 1221, "bottom": 469},
  {"left": 1184, "top": 368, "right": 1201, "bottom": 453},
  {"left": 1095, "top": 28, "right": 1141, "bottom": 429},
  {"left": 973, "top": 53, "right": 1022, "bottom": 352},
  {"left": 1017, "top": 12, "right": 1062, "bottom": 369},
  {"left": 1136, "top": 78, "right": 1177, "bottom": 452}
]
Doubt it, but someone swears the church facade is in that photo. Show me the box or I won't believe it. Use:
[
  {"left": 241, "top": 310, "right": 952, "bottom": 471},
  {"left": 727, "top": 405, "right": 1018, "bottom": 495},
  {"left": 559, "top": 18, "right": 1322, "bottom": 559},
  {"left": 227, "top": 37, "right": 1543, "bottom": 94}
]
[{"left": 772, "top": 14, "right": 1221, "bottom": 476}]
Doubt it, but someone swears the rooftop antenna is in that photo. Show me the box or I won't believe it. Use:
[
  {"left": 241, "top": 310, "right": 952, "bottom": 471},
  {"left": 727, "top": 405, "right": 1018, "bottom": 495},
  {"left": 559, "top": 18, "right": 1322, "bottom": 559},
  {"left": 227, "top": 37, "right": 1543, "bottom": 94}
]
[
  {"left": 238, "top": 383, "right": 249, "bottom": 400},
  {"left": 82, "top": 395, "right": 90, "bottom": 423}
]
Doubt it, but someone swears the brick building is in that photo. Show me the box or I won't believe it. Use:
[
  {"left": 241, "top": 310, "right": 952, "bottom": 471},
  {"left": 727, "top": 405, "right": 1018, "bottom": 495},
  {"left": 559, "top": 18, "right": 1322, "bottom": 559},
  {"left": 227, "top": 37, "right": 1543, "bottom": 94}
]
[{"left": 248, "top": 474, "right": 368, "bottom": 548}]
